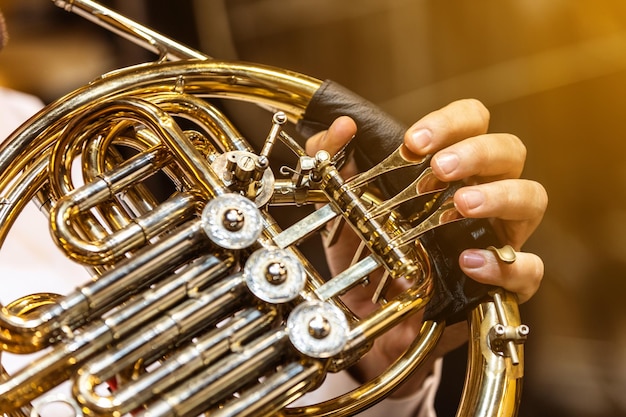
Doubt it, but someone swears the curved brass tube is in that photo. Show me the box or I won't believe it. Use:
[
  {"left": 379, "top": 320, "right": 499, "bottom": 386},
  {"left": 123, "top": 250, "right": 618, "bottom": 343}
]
[
  {"left": 0, "top": 219, "right": 208, "bottom": 354},
  {"left": 282, "top": 320, "right": 444, "bottom": 417},
  {"left": 0, "top": 1, "right": 528, "bottom": 416},
  {"left": 0, "top": 246, "right": 234, "bottom": 410},
  {"left": 74, "top": 307, "right": 277, "bottom": 416},
  {"left": 457, "top": 290, "right": 525, "bottom": 417}
]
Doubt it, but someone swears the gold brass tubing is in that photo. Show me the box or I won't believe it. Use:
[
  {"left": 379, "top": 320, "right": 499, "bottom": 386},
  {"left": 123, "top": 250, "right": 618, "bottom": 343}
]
[
  {"left": 115, "top": 97, "right": 228, "bottom": 198},
  {"left": 49, "top": 116, "right": 100, "bottom": 197},
  {"left": 137, "top": 328, "right": 290, "bottom": 417},
  {"left": 84, "top": 143, "right": 163, "bottom": 217},
  {"left": 75, "top": 306, "right": 276, "bottom": 416},
  {"left": 456, "top": 291, "right": 524, "bottom": 417},
  {"left": 3, "top": 293, "right": 63, "bottom": 319},
  {"left": 47, "top": 113, "right": 137, "bottom": 253},
  {"left": 159, "top": 60, "right": 320, "bottom": 121},
  {"left": 148, "top": 92, "right": 252, "bottom": 153},
  {"left": 0, "top": 134, "right": 54, "bottom": 194},
  {"left": 0, "top": 123, "right": 61, "bottom": 194},
  {"left": 0, "top": 220, "right": 208, "bottom": 354},
  {"left": 82, "top": 120, "right": 138, "bottom": 179},
  {"left": 282, "top": 320, "right": 444, "bottom": 417},
  {"left": 74, "top": 261, "right": 245, "bottom": 416},
  {"left": 0, "top": 405, "right": 31, "bottom": 417},
  {"left": 0, "top": 60, "right": 320, "bottom": 179},
  {"left": 0, "top": 155, "right": 48, "bottom": 249},
  {"left": 0, "top": 224, "right": 215, "bottom": 411},
  {"left": 68, "top": 218, "right": 207, "bottom": 319},
  {"left": 0, "top": 130, "right": 64, "bottom": 249},
  {"left": 82, "top": 121, "right": 157, "bottom": 222},
  {"left": 346, "top": 281, "right": 432, "bottom": 349},
  {"left": 50, "top": 153, "right": 200, "bottom": 264},
  {"left": 269, "top": 179, "right": 329, "bottom": 206},
  {"left": 213, "top": 361, "right": 325, "bottom": 417},
  {"left": 0, "top": 311, "right": 115, "bottom": 411},
  {"left": 0, "top": 296, "right": 60, "bottom": 417},
  {"left": 49, "top": 96, "right": 227, "bottom": 200}
]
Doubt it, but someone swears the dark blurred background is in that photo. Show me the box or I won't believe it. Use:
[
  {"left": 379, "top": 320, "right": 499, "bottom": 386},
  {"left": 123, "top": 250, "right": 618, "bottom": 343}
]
[{"left": 0, "top": 1, "right": 625, "bottom": 416}]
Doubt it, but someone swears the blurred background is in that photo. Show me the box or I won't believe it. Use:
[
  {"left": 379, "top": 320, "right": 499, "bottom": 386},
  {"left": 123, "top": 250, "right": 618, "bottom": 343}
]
[{"left": 0, "top": 0, "right": 625, "bottom": 416}]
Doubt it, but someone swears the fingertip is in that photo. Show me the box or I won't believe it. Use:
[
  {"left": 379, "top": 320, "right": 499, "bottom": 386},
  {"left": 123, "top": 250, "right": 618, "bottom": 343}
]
[
  {"left": 458, "top": 249, "right": 503, "bottom": 288},
  {"left": 431, "top": 152, "right": 460, "bottom": 178},
  {"left": 325, "top": 116, "right": 357, "bottom": 155},
  {"left": 304, "top": 116, "right": 357, "bottom": 156},
  {"left": 334, "top": 115, "right": 358, "bottom": 129},
  {"left": 404, "top": 99, "right": 491, "bottom": 156},
  {"left": 329, "top": 115, "right": 357, "bottom": 139},
  {"left": 460, "top": 250, "right": 487, "bottom": 269},
  {"left": 454, "top": 188, "right": 486, "bottom": 216},
  {"left": 459, "top": 250, "right": 544, "bottom": 304},
  {"left": 405, "top": 127, "right": 434, "bottom": 155}
]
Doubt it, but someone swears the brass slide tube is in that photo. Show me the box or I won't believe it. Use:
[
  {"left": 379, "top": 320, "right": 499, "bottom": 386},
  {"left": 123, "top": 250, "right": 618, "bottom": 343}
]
[
  {"left": 136, "top": 329, "right": 293, "bottom": 417},
  {"left": 51, "top": 160, "right": 199, "bottom": 265},
  {"left": 457, "top": 291, "right": 524, "bottom": 417},
  {"left": 75, "top": 307, "right": 277, "bottom": 416},
  {"left": 0, "top": 219, "right": 208, "bottom": 354},
  {"left": 0, "top": 238, "right": 231, "bottom": 411},
  {"left": 52, "top": 0, "right": 210, "bottom": 61},
  {"left": 74, "top": 270, "right": 255, "bottom": 416}
]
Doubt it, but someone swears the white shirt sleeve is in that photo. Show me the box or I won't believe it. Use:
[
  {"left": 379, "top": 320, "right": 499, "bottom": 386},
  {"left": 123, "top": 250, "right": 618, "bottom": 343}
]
[
  {"left": 292, "top": 358, "right": 442, "bottom": 417},
  {"left": 0, "top": 86, "right": 45, "bottom": 136}
]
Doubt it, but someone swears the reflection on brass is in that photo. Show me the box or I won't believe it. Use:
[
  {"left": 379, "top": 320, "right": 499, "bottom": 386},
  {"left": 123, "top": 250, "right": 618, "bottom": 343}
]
[
  {"left": 366, "top": 167, "right": 446, "bottom": 220},
  {"left": 488, "top": 244, "right": 518, "bottom": 264},
  {"left": 0, "top": 1, "right": 526, "bottom": 416},
  {"left": 347, "top": 143, "right": 428, "bottom": 191}
]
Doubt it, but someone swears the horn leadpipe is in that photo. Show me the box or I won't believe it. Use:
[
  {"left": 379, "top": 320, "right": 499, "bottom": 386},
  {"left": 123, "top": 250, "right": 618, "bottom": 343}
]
[{"left": 52, "top": 0, "right": 210, "bottom": 61}]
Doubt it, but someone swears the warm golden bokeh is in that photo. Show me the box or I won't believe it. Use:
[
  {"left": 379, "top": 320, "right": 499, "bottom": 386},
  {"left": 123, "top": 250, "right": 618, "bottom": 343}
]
[{"left": 0, "top": 1, "right": 625, "bottom": 416}]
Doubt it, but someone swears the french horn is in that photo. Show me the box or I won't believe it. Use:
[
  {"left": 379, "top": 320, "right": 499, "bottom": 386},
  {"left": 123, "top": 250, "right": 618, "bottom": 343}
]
[{"left": 0, "top": 1, "right": 528, "bottom": 416}]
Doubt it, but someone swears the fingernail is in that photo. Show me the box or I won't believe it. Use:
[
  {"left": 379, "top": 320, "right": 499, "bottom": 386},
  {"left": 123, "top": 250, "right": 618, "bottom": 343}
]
[
  {"left": 433, "top": 152, "right": 459, "bottom": 175},
  {"left": 409, "top": 128, "right": 433, "bottom": 151},
  {"left": 461, "top": 251, "right": 485, "bottom": 269},
  {"left": 460, "top": 189, "right": 485, "bottom": 210}
]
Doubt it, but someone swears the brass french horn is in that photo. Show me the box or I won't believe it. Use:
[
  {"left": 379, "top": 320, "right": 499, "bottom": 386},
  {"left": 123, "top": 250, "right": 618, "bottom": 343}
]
[{"left": 0, "top": 1, "right": 528, "bottom": 416}]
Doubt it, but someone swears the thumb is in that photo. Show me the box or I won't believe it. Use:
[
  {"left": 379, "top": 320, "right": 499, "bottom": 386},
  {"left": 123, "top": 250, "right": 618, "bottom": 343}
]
[{"left": 305, "top": 116, "right": 357, "bottom": 157}]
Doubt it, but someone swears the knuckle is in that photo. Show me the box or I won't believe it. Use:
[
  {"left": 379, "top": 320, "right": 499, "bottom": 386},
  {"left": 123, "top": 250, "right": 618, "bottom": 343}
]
[
  {"left": 527, "top": 179, "right": 549, "bottom": 215},
  {"left": 508, "top": 134, "right": 526, "bottom": 158},
  {"left": 463, "top": 98, "right": 491, "bottom": 129}
]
